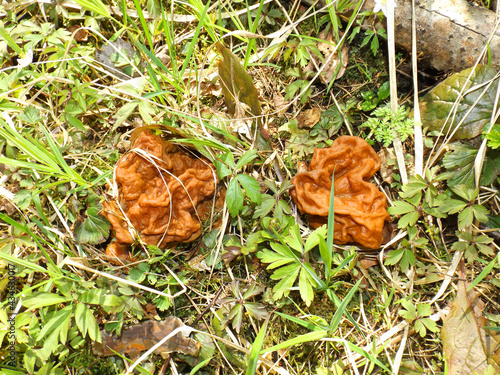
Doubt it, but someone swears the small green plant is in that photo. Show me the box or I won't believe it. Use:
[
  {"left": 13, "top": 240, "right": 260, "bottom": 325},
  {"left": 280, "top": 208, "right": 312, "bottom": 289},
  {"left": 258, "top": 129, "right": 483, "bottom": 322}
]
[
  {"left": 385, "top": 226, "right": 425, "bottom": 272},
  {"left": 256, "top": 223, "right": 325, "bottom": 306},
  {"left": 253, "top": 180, "right": 292, "bottom": 221},
  {"left": 219, "top": 281, "right": 268, "bottom": 334},
  {"left": 363, "top": 103, "right": 415, "bottom": 146},
  {"left": 398, "top": 300, "right": 439, "bottom": 338},
  {"left": 451, "top": 231, "right": 495, "bottom": 261},
  {"left": 388, "top": 168, "right": 448, "bottom": 230},
  {"left": 214, "top": 149, "right": 262, "bottom": 217},
  {"left": 359, "top": 82, "right": 390, "bottom": 111},
  {"left": 485, "top": 123, "right": 500, "bottom": 149},
  {"left": 441, "top": 185, "right": 489, "bottom": 231}
]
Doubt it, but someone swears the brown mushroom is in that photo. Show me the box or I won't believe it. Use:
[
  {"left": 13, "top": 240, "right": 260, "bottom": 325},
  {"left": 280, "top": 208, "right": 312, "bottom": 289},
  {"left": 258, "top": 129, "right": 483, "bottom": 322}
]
[
  {"left": 290, "top": 136, "right": 390, "bottom": 249},
  {"left": 102, "top": 129, "right": 220, "bottom": 260}
]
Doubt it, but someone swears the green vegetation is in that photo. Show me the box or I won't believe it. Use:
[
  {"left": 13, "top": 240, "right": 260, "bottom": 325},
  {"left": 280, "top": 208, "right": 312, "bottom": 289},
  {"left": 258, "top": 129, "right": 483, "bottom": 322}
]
[{"left": 0, "top": 0, "right": 499, "bottom": 374}]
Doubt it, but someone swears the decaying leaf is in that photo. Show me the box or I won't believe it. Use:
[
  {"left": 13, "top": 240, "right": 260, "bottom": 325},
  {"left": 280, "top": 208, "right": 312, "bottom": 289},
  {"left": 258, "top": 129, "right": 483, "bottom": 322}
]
[
  {"left": 304, "top": 29, "right": 348, "bottom": 85},
  {"left": 273, "top": 92, "right": 289, "bottom": 115},
  {"left": 419, "top": 65, "right": 500, "bottom": 139},
  {"left": 441, "top": 280, "right": 500, "bottom": 374},
  {"left": 215, "top": 41, "right": 271, "bottom": 150},
  {"left": 93, "top": 317, "right": 200, "bottom": 359},
  {"left": 296, "top": 108, "right": 322, "bottom": 129}
]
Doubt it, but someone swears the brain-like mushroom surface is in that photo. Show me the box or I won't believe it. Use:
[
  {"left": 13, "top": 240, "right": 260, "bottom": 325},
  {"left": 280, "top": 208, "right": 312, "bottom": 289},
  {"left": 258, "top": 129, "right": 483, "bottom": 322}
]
[
  {"left": 102, "top": 129, "right": 219, "bottom": 259},
  {"left": 290, "top": 136, "right": 390, "bottom": 249}
]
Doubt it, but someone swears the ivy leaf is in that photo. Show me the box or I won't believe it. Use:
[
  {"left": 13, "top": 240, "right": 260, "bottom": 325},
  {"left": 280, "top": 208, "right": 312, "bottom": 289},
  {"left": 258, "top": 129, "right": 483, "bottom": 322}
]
[
  {"left": 74, "top": 206, "right": 111, "bottom": 244},
  {"left": 420, "top": 65, "right": 500, "bottom": 139},
  {"left": 226, "top": 178, "right": 244, "bottom": 217}
]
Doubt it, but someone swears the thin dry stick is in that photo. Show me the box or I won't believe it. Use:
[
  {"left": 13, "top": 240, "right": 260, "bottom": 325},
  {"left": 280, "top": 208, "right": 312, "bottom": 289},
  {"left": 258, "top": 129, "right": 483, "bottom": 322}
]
[
  {"left": 63, "top": 257, "right": 185, "bottom": 298},
  {"left": 387, "top": 0, "right": 408, "bottom": 184},
  {"left": 473, "top": 77, "right": 500, "bottom": 189},
  {"left": 411, "top": 0, "right": 423, "bottom": 177}
]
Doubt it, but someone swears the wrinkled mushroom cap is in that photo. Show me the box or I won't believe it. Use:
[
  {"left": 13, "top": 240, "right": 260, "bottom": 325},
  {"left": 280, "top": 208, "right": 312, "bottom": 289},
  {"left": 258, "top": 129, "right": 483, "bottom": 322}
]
[
  {"left": 102, "top": 130, "right": 219, "bottom": 259},
  {"left": 291, "top": 136, "right": 390, "bottom": 249}
]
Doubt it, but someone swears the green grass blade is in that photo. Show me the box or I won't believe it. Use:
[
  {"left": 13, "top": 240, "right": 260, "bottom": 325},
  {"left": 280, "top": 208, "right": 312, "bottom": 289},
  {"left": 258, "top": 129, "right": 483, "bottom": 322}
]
[
  {"left": 275, "top": 311, "right": 323, "bottom": 332},
  {"left": 469, "top": 253, "right": 499, "bottom": 290},
  {"left": 131, "top": 0, "right": 153, "bottom": 50},
  {"left": 326, "top": 169, "right": 336, "bottom": 253},
  {"left": 180, "top": 1, "right": 215, "bottom": 80},
  {"left": 246, "top": 318, "right": 269, "bottom": 375},
  {"left": 261, "top": 330, "right": 327, "bottom": 354},
  {"left": 328, "top": 279, "right": 362, "bottom": 332},
  {"left": 243, "top": 0, "right": 265, "bottom": 68},
  {"left": 0, "top": 213, "right": 58, "bottom": 271}
]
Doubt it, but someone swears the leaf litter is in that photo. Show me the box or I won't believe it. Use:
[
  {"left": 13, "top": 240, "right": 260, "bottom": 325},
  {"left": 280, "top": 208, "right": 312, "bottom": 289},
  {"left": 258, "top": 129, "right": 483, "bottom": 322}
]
[{"left": 441, "top": 276, "right": 500, "bottom": 374}]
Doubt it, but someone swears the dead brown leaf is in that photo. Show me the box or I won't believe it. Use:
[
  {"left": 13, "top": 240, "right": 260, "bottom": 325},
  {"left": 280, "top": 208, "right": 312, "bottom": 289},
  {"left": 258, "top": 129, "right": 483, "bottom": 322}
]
[
  {"left": 93, "top": 317, "right": 200, "bottom": 359},
  {"left": 296, "top": 108, "right": 322, "bottom": 129},
  {"left": 215, "top": 41, "right": 271, "bottom": 150},
  {"left": 441, "top": 280, "right": 500, "bottom": 375},
  {"left": 67, "top": 25, "right": 88, "bottom": 42},
  {"left": 273, "top": 92, "right": 289, "bottom": 115},
  {"left": 304, "top": 30, "right": 349, "bottom": 85}
]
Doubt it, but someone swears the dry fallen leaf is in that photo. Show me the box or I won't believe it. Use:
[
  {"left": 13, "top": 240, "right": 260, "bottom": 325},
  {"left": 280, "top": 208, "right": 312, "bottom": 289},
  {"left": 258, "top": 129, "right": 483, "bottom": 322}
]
[
  {"left": 305, "top": 30, "right": 349, "bottom": 85},
  {"left": 296, "top": 108, "right": 322, "bottom": 129},
  {"left": 93, "top": 317, "right": 200, "bottom": 359},
  {"left": 215, "top": 41, "right": 271, "bottom": 150},
  {"left": 441, "top": 279, "right": 500, "bottom": 375},
  {"left": 67, "top": 25, "right": 88, "bottom": 42},
  {"left": 273, "top": 92, "right": 289, "bottom": 115}
]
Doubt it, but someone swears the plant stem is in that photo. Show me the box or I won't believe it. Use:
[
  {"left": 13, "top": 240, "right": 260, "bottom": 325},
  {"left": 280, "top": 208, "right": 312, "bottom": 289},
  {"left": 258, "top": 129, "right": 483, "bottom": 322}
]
[{"left": 387, "top": 1, "right": 408, "bottom": 184}]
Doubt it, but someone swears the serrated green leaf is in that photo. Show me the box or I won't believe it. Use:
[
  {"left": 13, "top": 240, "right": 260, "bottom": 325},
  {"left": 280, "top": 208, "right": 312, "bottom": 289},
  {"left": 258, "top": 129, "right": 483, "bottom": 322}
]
[
  {"left": 443, "top": 199, "right": 468, "bottom": 214},
  {"left": 229, "top": 304, "right": 243, "bottom": 333},
  {"left": 421, "top": 317, "right": 439, "bottom": 333},
  {"left": 458, "top": 206, "right": 474, "bottom": 230},
  {"left": 305, "top": 225, "right": 327, "bottom": 252},
  {"left": 235, "top": 149, "right": 259, "bottom": 170},
  {"left": 414, "top": 319, "right": 427, "bottom": 337},
  {"left": 226, "top": 178, "right": 244, "bottom": 217},
  {"left": 73, "top": 0, "right": 111, "bottom": 17},
  {"left": 37, "top": 306, "right": 72, "bottom": 341},
  {"left": 22, "top": 293, "right": 71, "bottom": 310},
  {"left": 286, "top": 224, "right": 303, "bottom": 253},
  {"left": 244, "top": 302, "right": 268, "bottom": 321},
  {"left": 385, "top": 248, "right": 405, "bottom": 265},
  {"left": 299, "top": 268, "right": 314, "bottom": 306},
  {"left": 420, "top": 65, "right": 500, "bottom": 139},
  {"left": 272, "top": 268, "right": 300, "bottom": 300},
  {"left": 472, "top": 205, "right": 490, "bottom": 223},
  {"left": 417, "top": 303, "right": 433, "bottom": 317},
  {"left": 256, "top": 249, "right": 290, "bottom": 267},
  {"left": 236, "top": 174, "right": 262, "bottom": 204},
  {"left": 270, "top": 263, "right": 301, "bottom": 279},
  {"left": 387, "top": 200, "right": 416, "bottom": 215},
  {"left": 253, "top": 194, "right": 275, "bottom": 218},
  {"left": 75, "top": 303, "right": 101, "bottom": 342},
  {"left": 398, "top": 211, "right": 419, "bottom": 228}
]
